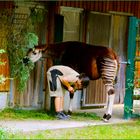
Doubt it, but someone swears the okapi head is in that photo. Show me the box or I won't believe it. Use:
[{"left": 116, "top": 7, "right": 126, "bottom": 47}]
[
  {"left": 23, "top": 42, "right": 73, "bottom": 64},
  {"left": 23, "top": 45, "right": 46, "bottom": 65}
]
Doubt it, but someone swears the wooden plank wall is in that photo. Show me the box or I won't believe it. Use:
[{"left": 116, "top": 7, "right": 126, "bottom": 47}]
[
  {"left": 56, "top": 1, "right": 140, "bottom": 18},
  {"left": 110, "top": 15, "right": 128, "bottom": 103},
  {"left": 135, "top": 29, "right": 140, "bottom": 88},
  {"left": 0, "top": 54, "right": 10, "bottom": 91},
  {"left": 0, "top": 1, "right": 14, "bottom": 9},
  {"left": 1, "top": 1, "right": 140, "bottom": 108},
  {"left": 0, "top": 1, "right": 14, "bottom": 92},
  {"left": 85, "top": 79, "right": 106, "bottom": 105}
]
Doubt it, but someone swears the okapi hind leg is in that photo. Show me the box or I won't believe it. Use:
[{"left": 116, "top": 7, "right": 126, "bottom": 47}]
[
  {"left": 100, "top": 57, "right": 118, "bottom": 122},
  {"left": 68, "top": 92, "right": 74, "bottom": 115}
]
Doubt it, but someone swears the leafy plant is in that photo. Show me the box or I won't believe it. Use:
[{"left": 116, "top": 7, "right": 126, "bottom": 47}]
[
  {"left": 0, "top": 128, "right": 8, "bottom": 139},
  {"left": 0, "top": 108, "right": 53, "bottom": 120},
  {"left": 0, "top": 49, "right": 7, "bottom": 84},
  {"left": 7, "top": 6, "right": 45, "bottom": 92}
]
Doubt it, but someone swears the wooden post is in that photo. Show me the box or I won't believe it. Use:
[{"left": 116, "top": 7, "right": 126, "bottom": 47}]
[{"left": 124, "top": 16, "right": 137, "bottom": 119}]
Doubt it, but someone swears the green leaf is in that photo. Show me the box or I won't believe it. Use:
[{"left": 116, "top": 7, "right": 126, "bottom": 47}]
[{"left": 0, "top": 49, "right": 5, "bottom": 54}]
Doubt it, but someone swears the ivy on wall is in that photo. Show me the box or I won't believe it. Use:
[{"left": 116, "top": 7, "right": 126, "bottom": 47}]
[
  {"left": 0, "top": 9, "right": 11, "bottom": 85},
  {"left": 7, "top": 6, "right": 45, "bottom": 92},
  {"left": 0, "top": 49, "right": 7, "bottom": 84}
]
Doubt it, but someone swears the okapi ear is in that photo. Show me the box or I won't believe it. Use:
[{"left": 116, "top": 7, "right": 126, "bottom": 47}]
[
  {"left": 77, "top": 73, "right": 86, "bottom": 79},
  {"left": 35, "top": 44, "right": 47, "bottom": 51}
]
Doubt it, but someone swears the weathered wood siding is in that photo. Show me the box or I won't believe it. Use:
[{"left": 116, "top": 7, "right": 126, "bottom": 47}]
[
  {"left": 110, "top": 15, "right": 128, "bottom": 104},
  {"left": 0, "top": 1, "right": 14, "bottom": 9},
  {"left": 134, "top": 26, "right": 140, "bottom": 88},
  {"left": 0, "top": 54, "right": 10, "bottom": 91},
  {"left": 0, "top": 2, "right": 14, "bottom": 92},
  {"left": 56, "top": 1, "right": 140, "bottom": 18},
  {"left": 85, "top": 79, "right": 106, "bottom": 106},
  {"left": 1, "top": 1, "right": 140, "bottom": 109},
  {"left": 83, "top": 12, "right": 110, "bottom": 106}
]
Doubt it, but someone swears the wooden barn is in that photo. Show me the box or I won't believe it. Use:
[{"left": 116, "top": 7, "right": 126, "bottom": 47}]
[{"left": 0, "top": 1, "right": 140, "bottom": 112}]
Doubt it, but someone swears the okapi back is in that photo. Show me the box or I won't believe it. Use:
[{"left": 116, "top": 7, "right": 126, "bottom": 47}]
[{"left": 44, "top": 41, "right": 118, "bottom": 80}]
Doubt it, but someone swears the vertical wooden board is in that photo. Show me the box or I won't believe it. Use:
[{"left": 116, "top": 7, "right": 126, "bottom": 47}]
[
  {"left": 110, "top": 15, "right": 128, "bottom": 104},
  {"left": 24, "top": 80, "right": 30, "bottom": 107},
  {"left": 0, "top": 54, "right": 10, "bottom": 91},
  {"left": 19, "top": 92, "right": 24, "bottom": 107},
  {"left": 87, "top": 13, "right": 111, "bottom": 46},
  {"left": 32, "top": 63, "right": 40, "bottom": 107},
  {"left": 98, "top": 1, "right": 103, "bottom": 12},
  {"left": 86, "top": 1, "right": 91, "bottom": 11},
  {"left": 138, "top": 2, "right": 140, "bottom": 18},
  {"left": 29, "top": 70, "right": 35, "bottom": 106},
  {"left": 85, "top": 79, "right": 106, "bottom": 105},
  {"left": 13, "top": 80, "right": 19, "bottom": 107},
  {"left": 102, "top": 1, "right": 107, "bottom": 12},
  {"left": 83, "top": 13, "right": 111, "bottom": 107}
]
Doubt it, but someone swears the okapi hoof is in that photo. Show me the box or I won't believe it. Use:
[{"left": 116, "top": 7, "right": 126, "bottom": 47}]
[{"left": 102, "top": 114, "right": 111, "bottom": 122}]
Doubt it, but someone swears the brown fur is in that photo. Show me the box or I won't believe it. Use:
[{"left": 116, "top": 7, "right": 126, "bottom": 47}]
[{"left": 36, "top": 41, "right": 119, "bottom": 80}]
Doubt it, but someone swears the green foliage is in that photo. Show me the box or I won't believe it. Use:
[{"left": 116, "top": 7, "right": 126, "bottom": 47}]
[
  {"left": 7, "top": 31, "right": 37, "bottom": 92},
  {"left": 70, "top": 112, "right": 100, "bottom": 121},
  {"left": 126, "top": 79, "right": 134, "bottom": 89},
  {"left": 0, "top": 75, "right": 6, "bottom": 84},
  {"left": 124, "top": 106, "right": 133, "bottom": 114},
  {"left": 0, "top": 128, "right": 8, "bottom": 139},
  {"left": 0, "top": 49, "right": 5, "bottom": 54},
  {"left": 30, "top": 8, "right": 45, "bottom": 24},
  {"left": 16, "top": 61, "right": 34, "bottom": 92},
  {"left": 0, "top": 49, "right": 7, "bottom": 84},
  {"left": 25, "top": 32, "right": 39, "bottom": 48},
  {"left": 0, "top": 108, "right": 53, "bottom": 120},
  {"left": 0, "top": 108, "right": 100, "bottom": 121},
  {"left": 0, "top": 61, "right": 6, "bottom": 66},
  {"left": 7, "top": 7, "right": 45, "bottom": 92}
]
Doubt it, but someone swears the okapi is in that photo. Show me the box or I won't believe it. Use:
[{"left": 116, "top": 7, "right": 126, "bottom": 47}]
[{"left": 25, "top": 41, "right": 119, "bottom": 122}]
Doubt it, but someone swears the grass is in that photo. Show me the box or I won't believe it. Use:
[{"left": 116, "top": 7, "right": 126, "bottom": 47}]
[
  {"left": 1, "top": 119, "right": 140, "bottom": 139},
  {"left": 0, "top": 108, "right": 100, "bottom": 121},
  {"left": 0, "top": 108, "right": 54, "bottom": 120},
  {"left": 0, "top": 108, "right": 140, "bottom": 139}
]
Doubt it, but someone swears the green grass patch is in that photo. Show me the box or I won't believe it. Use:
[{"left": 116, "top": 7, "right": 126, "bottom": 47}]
[
  {"left": 0, "top": 108, "right": 140, "bottom": 139},
  {"left": 0, "top": 108, "right": 100, "bottom": 121},
  {"left": 3, "top": 119, "right": 140, "bottom": 139},
  {"left": 0, "top": 108, "right": 54, "bottom": 120},
  {"left": 70, "top": 112, "right": 100, "bottom": 121}
]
